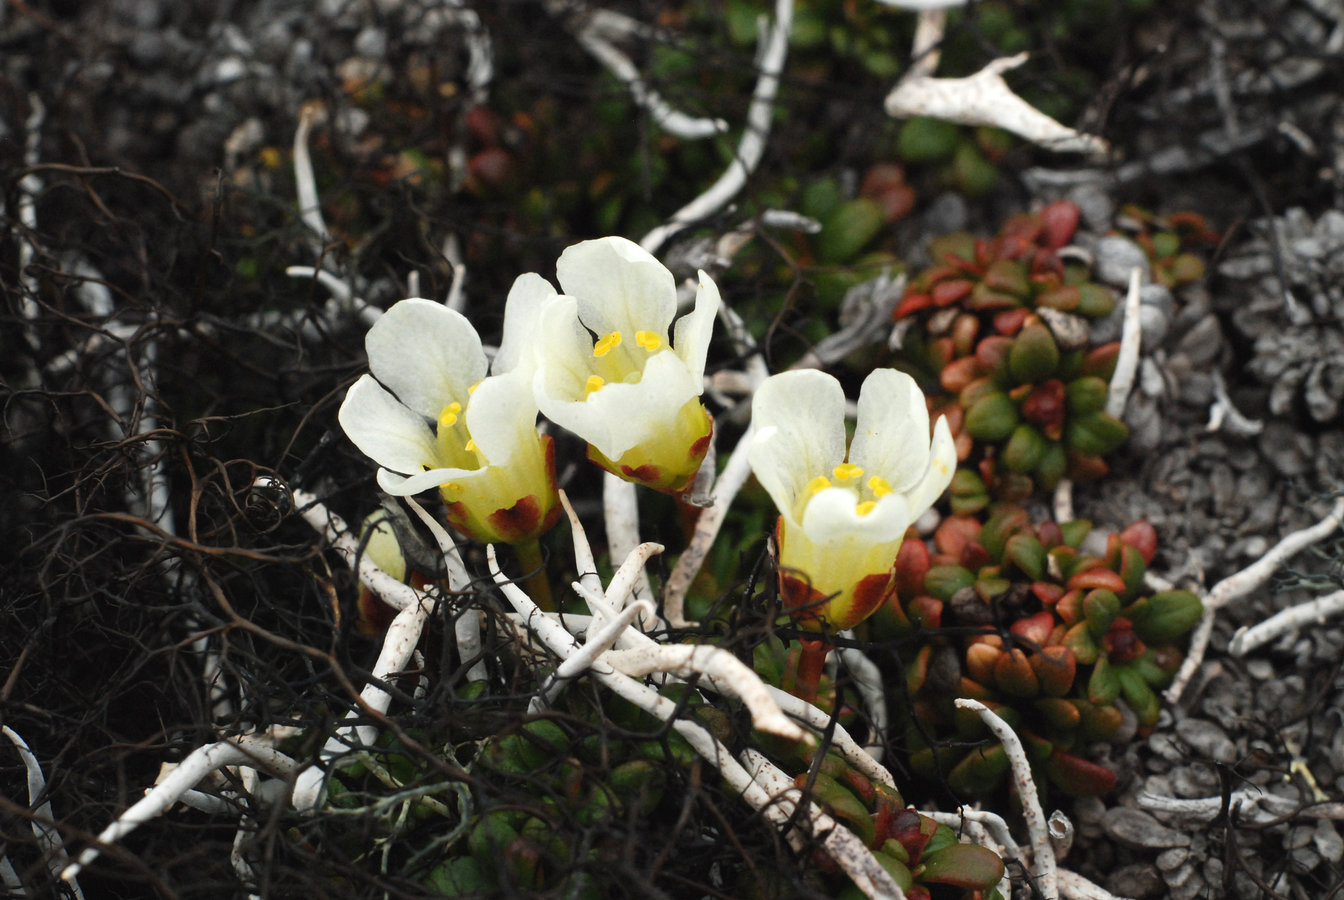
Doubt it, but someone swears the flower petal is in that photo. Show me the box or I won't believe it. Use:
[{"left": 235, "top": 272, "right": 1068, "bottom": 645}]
[
  {"left": 463, "top": 372, "right": 540, "bottom": 467},
  {"left": 902, "top": 413, "right": 957, "bottom": 515},
  {"left": 671, "top": 269, "right": 720, "bottom": 385},
  {"left": 536, "top": 349, "right": 701, "bottom": 460},
  {"left": 494, "top": 273, "right": 557, "bottom": 377},
  {"left": 556, "top": 236, "right": 676, "bottom": 337},
  {"left": 748, "top": 370, "right": 847, "bottom": 522},
  {"left": 339, "top": 375, "right": 439, "bottom": 475},
  {"left": 848, "top": 368, "right": 934, "bottom": 493},
  {"left": 365, "top": 298, "right": 487, "bottom": 419},
  {"left": 799, "top": 487, "right": 912, "bottom": 548}
]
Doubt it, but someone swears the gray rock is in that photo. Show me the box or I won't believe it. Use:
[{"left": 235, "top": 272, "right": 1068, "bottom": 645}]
[
  {"left": 1103, "top": 807, "right": 1191, "bottom": 849},
  {"left": 1169, "top": 764, "right": 1219, "bottom": 797},
  {"left": 1104, "top": 862, "right": 1166, "bottom": 899},
  {"left": 1175, "top": 718, "right": 1237, "bottom": 764},
  {"left": 1314, "top": 820, "right": 1344, "bottom": 862},
  {"left": 1095, "top": 235, "right": 1151, "bottom": 288}
]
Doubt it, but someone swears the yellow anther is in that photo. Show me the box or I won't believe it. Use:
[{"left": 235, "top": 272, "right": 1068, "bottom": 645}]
[
  {"left": 635, "top": 330, "right": 663, "bottom": 351},
  {"left": 443, "top": 482, "right": 464, "bottom": 494},
  {"left": 438, "top": 402, "right": 463, "bottom": 429},
  {"left": 868, "top": 476, "right": 893, "bottom": 497},
  {"left": 805, "top": 475, "right": 832, "bottom": 498},
  {"left": 585, "top": 375, "right": 606, "bottom": 396},
  {"left": 833, "top": 462, "right": 864, "bottom": 481},
  {"left": 593, "top": 331, "right": 622, "bottom": 357},
  {"left": 464, "top": 439, "right": 477, "bottom": 453},
  {"left": 856, "top": 500, "right": 877, "bottom": 517},
  {"left": 469, "top": 380, "right": 482, "bottom": 395}
]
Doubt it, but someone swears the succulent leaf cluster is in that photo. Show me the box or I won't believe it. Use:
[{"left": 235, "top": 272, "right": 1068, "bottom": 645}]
[
  {"left": 758, "top": 739, "right": 1006, "bottom": 900},
  {"left": 892, "top": 201, "right": 1131, "bottom": 503},
  {"left": 871, "top": 506, "right": 1203, "bottom": 798},
  {"left": 1116, "top": 204, "right": 1220, "bottom": 288}
]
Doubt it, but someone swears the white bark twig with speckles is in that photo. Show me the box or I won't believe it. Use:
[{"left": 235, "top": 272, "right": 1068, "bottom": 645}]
[
  {"left": 1165, "top": 497, "right": 1344, "bottom": 703},
  {"left": 956, "top": 699, "right": 1057, "bottom": 899}
]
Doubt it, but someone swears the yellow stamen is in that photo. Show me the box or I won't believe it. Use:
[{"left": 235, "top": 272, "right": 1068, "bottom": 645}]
[
  {"left": 868, "top": 476, "right": 892, "bottom": 497},
  {"left": 805, "top": 475, "right": 832, "bottom": 498},
  {"left": 856, "top": 500, "right": 877, "bottom": 516},
  {"left": 585, "top": 375, "right": 606, "bottom": 396},
  {"left": 833, "top": 462, "right": 864, "bottom": 481},
  {"left": 635, "top": 330, "right": 663, "bottom": 351},
  {"left": 468, "top": 380, "right": 482, "bottom": 395},
  {"left": 443, "top": 482, "right": 464, "bottom": 494},
  {"left": 438, "top": 402, "right": 462, "bottom": 429},
  {"left": 464, "top": 439, "right": 477, "bottom": 453},
  {"left": 593, "top": 331, "right": 622, "bottom": 357}
]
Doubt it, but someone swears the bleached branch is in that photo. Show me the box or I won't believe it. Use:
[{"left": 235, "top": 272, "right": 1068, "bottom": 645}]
[
  {"left": 1229, "top": 589, "right": 1344, "bottom": 657},
  {"left": 641, "top": 0, "right": 793, "bottom": 254},
  {"left": 1165, "top": 497, "right": 1344, "bottom": 703},
  {"left": 62, "top": 738, "right": 299, "bottom": 881},
  {"left": 885, "top": 53, "right": 1107, "bottom": 157},
  {"left": 3, "top": 727, "right": 84, "bottom": 897},
  {"left": 955, "top": 699, "right": 1057, "bottom": 899},
  {"left": 1105, "top": 268, "right": 1143, "bottom": 419}
]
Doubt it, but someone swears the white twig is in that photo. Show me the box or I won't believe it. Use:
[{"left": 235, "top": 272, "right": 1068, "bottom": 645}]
[
  {"left": 0, "top": 854, "right": 23, "bottom": 895},
  {"left": 1105, "top": 268, "right": 1143, "bottom": 419},
  {"left": 602, "top": 472, "right": 657, "bottom": 628},
  {"left": 559, "top": 490, "right": 605, "bottom": 604},
  {"left": 62, "top": 739, "right": 298, "bottom": 881},
  {"left": 1052, "top": 479, "right": 1074, "bottom": 523},
  {"left": 570, "top": 23, "right": 726, "bottom": 139},
  {"left": 738, "top": 750, "right": 905, "bottom": 899},
  {"left": 530, "top": 600, "right": 653, "bottom": 713},
  {"left": 1229, "top": 589, "right": 1344, "bottom": 656},
  {"left": 293, "top": 102, "right": 330, "bottom": 244},
  {"left": 3, "top": 727, "right": 83, "bottom": 897},
  {"left": 1057, "top": 870, "right": 1134, "bottom": 900},
  {"left": 402, "top": 496, "right": 483, "bottom": 682},
  {"left": 833, "top": 641, "right": 889, "bottom": 761},
  {"left": 907, "top": 9, "right": 946, "bottom": 79},
  {"left": 285, "top": 266, "right": 381, "bottom": 329},
  {"left": 640, "top": 0, "right": 793, "bottom": 253},
  {"left": 1138, "top": 789, "right": 1344, "bottom": 824},
  {"left": 1048, "top": 809, "right": 1074, "bottom": 861},
  {"left": 885, "top": 54, "right": 1107, "bottom": 157},
  {"left": 1206, "top": 369, "right": 1264, "bottom": 436},
  {"left": 292, "top": 587, "right": 434, "bottom": 810},
  {"left": 293, "top": 489, "right": 424, "bottom": 613},
  {"left": 1166, "top": 498, "right": 1344, "bottom": 703},
  {"left": 662, "top": 424, "right": 756, "bottom": 626},
  {"left": 763, "top": 687, "right": 894, "bottom": 789},
  {"left": 605, "top": 645, "right": 807, "bottom": 741},
  {"left": 955, "top": 699, "right": 1057, "bottom": 899}
]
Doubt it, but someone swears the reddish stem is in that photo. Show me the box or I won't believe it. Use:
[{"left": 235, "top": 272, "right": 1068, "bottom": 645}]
[{"left": 794, "top": 639, "right": 830, "bottom": 705}]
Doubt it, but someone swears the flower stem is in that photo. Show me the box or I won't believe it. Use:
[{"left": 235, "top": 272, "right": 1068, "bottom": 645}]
[
  {"left": 514, "top": 538, "right": 554, "bottom": 612},
  {"left": 793, "top": 639, "right": 829, "bottom": 705}
]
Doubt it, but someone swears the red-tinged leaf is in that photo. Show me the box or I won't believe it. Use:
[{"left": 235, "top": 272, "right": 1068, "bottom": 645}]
[
  {"left": 893, "top": 292, "right": 933, "bottom": 320},
  {"left": 993, "top": 647, "right": 1039, "bottom": 697},
  {"left": 932, "top": 278, "right": 976, "bottom": 306},
  {"left": 1040, "top": 200, "right": 1081, "bottom": 249},
  {"left": 1043, "top": 748, "right": 1117, "bottom": 797},
  {"left": 916, "top": 843, "right": 1006, "bottom": 890},
  {"left": 973, "top": 334, "right": 1014, "bottom": 373},
  {"left": 1056, "top": 588, "right": 1084, "bottom": 625},
  {"left": 941, "top": 355, "right": 984, "bottom": 393},
  {"left": 1032, "top": 581, "right": 1065, "bottom": 606},
  {"left": 965, "top": 641, "right": 1000, "bottom": 686},
  {"left": 935, "top": 515, "right": 981, "bottom": 557},
  {"left": 1067, "top": 568, "right": 1127, "bottom": 593},
  {"left": 952, "top": 312, "right": 981, "bottom": 357},
  {"left": 1120, "top": 519, "right": 1158, "bottom": 565},
  {"left": 1009, "top": 610, "right": 1055, "bottom": 646},
  {"left": 894, "top": 533, "right": 931, "bottom": 601},
  {"left": 1080, "top": 342, "right": 1121, "bottom": 379},
  {"left": 907, "top": 594, "right": 943, "bottom": 629},
  {"left": 993, "top": 307, "right": 1030, "bottom": 334},
  {"left": 887, "top": 808, "right": 939, "bottom": 862},
  {"left": 1036, "top": 284, "right": 1081, "bottom": 312},
  {"left": 947, "top": 743, "right": 1010, "bottom": 796},
  {"left": 1035, "top": 646, "right": 1078, "bottom": 697}
]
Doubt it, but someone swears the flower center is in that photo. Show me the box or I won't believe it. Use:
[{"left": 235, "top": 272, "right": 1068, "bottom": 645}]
[
  {"left": 797, "top": 463, "right": 893, "bottom": 521},
  {"left": 582, "top": 329, "right": 667, "bottom": 399},
  {"left": 434, "top": 400, "right": 483, "bottom": 471}
]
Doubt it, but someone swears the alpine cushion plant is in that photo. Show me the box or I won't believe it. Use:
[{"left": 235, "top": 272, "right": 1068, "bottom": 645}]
[
  {"left": 749, "top": 368, "right": 956, "bottom": 700},
  {"left": 519, "top": 236, "right": 721, "bottom": 494},
  {"left": 337, "top": 296, "right": 561, "bottom": 549}
]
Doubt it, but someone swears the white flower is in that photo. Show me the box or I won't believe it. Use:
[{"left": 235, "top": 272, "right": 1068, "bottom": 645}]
[
  {"left": 338, "top": 294, "right": 559, "bottom": 544},
  {"left": 522, "top": 236, "right": 720, "bottom": 493},
  {"left": 748, "top": 368, "right": 955, "bottom": 631}
]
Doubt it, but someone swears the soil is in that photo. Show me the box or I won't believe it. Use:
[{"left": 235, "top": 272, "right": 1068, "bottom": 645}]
[{"left": 2, "top": 1, "right": 1343, "bottom": 898}]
